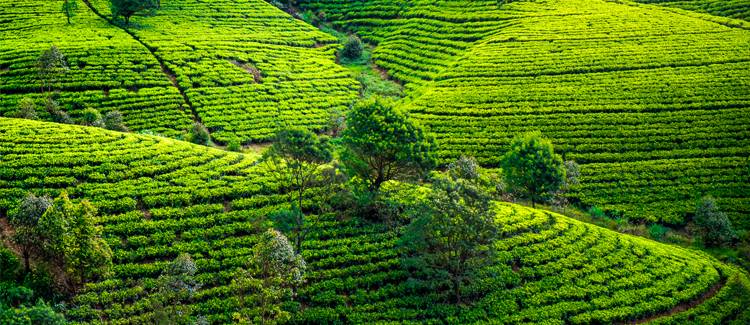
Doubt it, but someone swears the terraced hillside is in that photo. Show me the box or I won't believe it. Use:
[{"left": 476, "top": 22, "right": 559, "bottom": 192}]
[
  {"left": 0, "top": 0, "right": 192, "bottom": 137},
  {"left": 0, "top": 0, "right": 358, "bottom": 143},
  {"left": 1, "top": 118, "right": 750, "bottom": 323},
  {"left": 635, "top": 0, "right": 750, "bottom": 21},
  {"left": 86, "top": 0, "right": 359, "bottom": 143},
  {"left": 296, "top": 0, "right": 750, "bottom": 227}
]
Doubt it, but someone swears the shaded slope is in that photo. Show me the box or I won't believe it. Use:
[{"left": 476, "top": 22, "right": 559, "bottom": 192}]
[
  {"left": 297, "top": 0, "right": 750, "bottom": 226},
  {"left": 1, "top": 118, "right": 749, "bottom": 323}
]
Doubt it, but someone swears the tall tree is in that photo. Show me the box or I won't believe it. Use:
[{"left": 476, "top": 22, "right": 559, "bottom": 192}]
[
  {"left": 262, "top": 127, "right": 332, "bottom": 252},
  {"left": 232, "top": 229, "right": 305, "bottom": 324},
  {"left": 109, "top": 0, "right": 158, "bottom": 25},
  {"left": 151, "top": 253, "right": 201, "bottom": 325},
  {"left": 37, "top": 192, "right": 112, "bottom": 289},
  {"left": 500, "top": 132, "right": 565, "bottom": 208},
  {"left": 340, "top": 98, "right": 436, "bottom": 193},
  {"left": 694, "top": 196, "right": 737, "bottom": 247},
  {"left": 8, "top": 194, "right": 52, "bottom": 274},
  {"left": 36, "top": 46, "right": 68, "bottom": 97},
  {"left": 400, "top": 177, "right": 498, "bottom": 304},
  {"left": 61, "top": 0, "right": 78, "bottom": 24}
]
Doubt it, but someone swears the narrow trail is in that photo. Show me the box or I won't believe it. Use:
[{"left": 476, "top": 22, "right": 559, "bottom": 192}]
[
  {"left": 81, "top": 0, "right": 202, "bottom": 125},
  {"left": 617, "top": 275, "right": 727, "bottom": 324}
]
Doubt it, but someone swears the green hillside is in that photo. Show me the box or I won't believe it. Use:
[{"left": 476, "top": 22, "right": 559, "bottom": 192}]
[
  {"left": 635, "top": 0, "right": 750, "bottom": 21},
  {"left": 1, "top": 118, "right": 749, "bottom": 323},
  {"left": 0, "top": 0, "right": 358, "bottom": 143},
  {"left": 295, "top": 0, "right": 750, "bottom": 227}
]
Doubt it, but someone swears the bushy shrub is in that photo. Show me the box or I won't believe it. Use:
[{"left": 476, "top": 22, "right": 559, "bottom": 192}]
[
  {"left": 340, "top": 35, "right": 364, "bottom": 60},
  {"left": 189, "top": 122, "right": 210, "bottom": 145},
  {"left": 16, "top": 97, "right": 38, "bottom": 120},
  {"left": 227, "top": 137, "right": 241, "bottom": 152},
  {"left": 81, "top": 108, "right": 104, "bottom": 127},
  {"left": 694, "top": 196, "right": 737, "bottom": 247},
  {"left": 104, "top": 110, "right": 127, "bottom": 132},
  {"left": 45, "top": 99, "right": 72, "bottom": 124},
  {"left": 589, "top": 206, "right": 606, "bottom": 219},
  {"left": 648, "top": 224, "right": 669, "bottom": 241}
]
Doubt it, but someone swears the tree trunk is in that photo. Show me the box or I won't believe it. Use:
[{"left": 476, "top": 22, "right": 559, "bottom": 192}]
[
  {"left": 23, "top": 249, "right": 30, "bottom": 274},
  {"left": 452, "top": 277, "right": 462, "bottom": 305}
]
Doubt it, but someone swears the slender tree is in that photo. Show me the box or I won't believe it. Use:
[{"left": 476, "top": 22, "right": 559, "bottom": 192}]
[
  {"left": 62, "top": 0, "right": 78, "bottom": 24},
  {"left": 8, "top": 194, "right": 52, "bottom": 274},
  {"left": 37, "top": 192, "right": 112, "bottom": 289},
  {"left": 262, "top": 127, "right": 332, "bottom": 252},
  {"left": 37, "top": 46, "right": 68, "bottom": 97},
  {"left": 232, "top": 229, "right": 305, "bottom": 324},
  {"left": 151, "top": 253, "right": 200, "bottom": 325},
  {"left": 340, "top": 98, "right": 436, "bottom": 193},
  {"left": 694, "top": 196, "right": 737, "bottom": 247},
  {"left": 500, "top": 132, "right": 565, "bottom": 208},
  {"left": 400, "top": 177, "right": 498, "bottom": 304}
]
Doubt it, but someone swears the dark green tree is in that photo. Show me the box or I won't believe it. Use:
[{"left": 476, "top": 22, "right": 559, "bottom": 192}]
[
  {"left": 340, "top": 35, "right": 364, "bottom": 61},
  {"left": 15, "top": 98, "right": 38, "bottom": 120},
  {"left": 8, "top": 194, "right": 52, "bottom": 274},
  {"left": 500, "top": 132, "right": 565, "bottom": 208},
  {"left": 400, "top": 177, "right": 498, "bottom": 304},
  {"left": 37, "top": 46, "right": 68, "bottom": 96},
  {"left": 188, "top": 122, "right": 210, "bottom": 145},
  {"left": 694, "top": 196, "right": 737, "bottom": 247},
  {"left": 263, "top": 127, "right": 333, "bottom": 252},
  {"left": 110, "top": 0, "right": 158, "bottom": 25},
  {"left": 231, "top": 229, "right": 305, "bottom": 324},
  {"left": 62, "top": 0, "right": 78, "bottom": 24},
  {"left": 37, "top": 192, "right": 112, "bottom": 289},
  {"left": 151, "top": 253, "right": 200, "bottom": 325},
  {"left": 341, "top": 98, "right": 436, "bottom": 194},
  {"left": 81, "top": 108, "right": 104, "bottom": 128},
  {"left": 104, "top": 110, "right": 128, "bottom": 132}
]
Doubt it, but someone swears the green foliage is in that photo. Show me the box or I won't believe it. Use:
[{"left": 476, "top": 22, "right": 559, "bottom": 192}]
[
  {"left": 340, "top": 35, "right": 364, "bottom": 61},
  {"left": 263, "top": 127, "right": 333, "bottom": 251},
  {"left": 62, "top": 0, "right": 78, "bottom": 24},
  {"left": 44, "top": 98, "right": 72, "bottom": 124},
  {"left": 188, "top": 122, "right": 210, "bottom": 146},
  {"left": 8, "top": 193, "right": 52, "bottom": 273},
  {"left": 340, "top": 98, "right": 436, "bottom": 193},
  {"left": 109, "top": 0, "right": 158, "bottom": 25},
  {"left": 0, "top": 299, "right": 66, "bottom": 325},
  {"left": 150, "top": 253, "right": 200, "bottom": 325},
  {"left": 648, "top": 224, "right": 669, "bottom": 241},
  {"left": 232, "top": 229, "right": 305, "bottom": 324},
  {"left": 0, "top": 247, "right": 20, "bottom": 283},
  {"left": 80, "top": 108, "right": 104, "bottom": 128},
  {"left": 227, "top": 137, "right": 242, "bottom": 152},
  {"left": 37, "top": 192, "right": 113, "bottom": 289},
  {"left": 501, "top": 132, "right": 565, "bottom": 207},
  {"left": 15, "top": 98, "right": 37, "bottom": 120},
  {"left": 694, "top": 196, "right": 737, "bottom": 247},
  {"left": 36, "top": 46, "right": 68, "bottom": 96},
  {"left": 400, "top": 177, "right": 498, "bottom": 304},
  {"left": 103, "top": 110, "right": 127, "bottom": 132}
]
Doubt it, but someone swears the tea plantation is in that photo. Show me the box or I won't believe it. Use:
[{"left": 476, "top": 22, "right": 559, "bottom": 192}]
[
  {"left": 296, "top": 0, "right": 750, "bottom": 227},
  {"left": 1, "top": 118, "right": 749, "bottom": 323},
  {"left": 2, "top": 0, "right": 750, "bottom": 323}
]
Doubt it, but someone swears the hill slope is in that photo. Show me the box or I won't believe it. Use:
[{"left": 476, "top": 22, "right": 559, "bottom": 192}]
[
  {"left": 0, "top": 0, "right": 359, "bottom": 143},
  {"left": 1, "top": 118, "right": 749, "bottom": 323},
  {"left": 296, "top": 0, "right": 750, "bottom": 227}
]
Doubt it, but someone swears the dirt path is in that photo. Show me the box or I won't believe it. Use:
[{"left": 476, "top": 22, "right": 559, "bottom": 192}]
[
  {"left": 616, "top": 275, "right": 727, "bottom": 324},
  {"left": 81, "top": 0, "right": 202, "bottom": 125}
]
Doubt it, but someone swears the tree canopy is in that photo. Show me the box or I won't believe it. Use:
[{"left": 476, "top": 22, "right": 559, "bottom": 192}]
[
  {"left": 400, "top": 176, "right": 498, "bottom": 304},
  {"left": 110, "top": 0, "right": 158, "bottom": 25},
  {"left": 340, "top": 98, "right": 436, "bottom": 193},
  {"left": 500, "top": 131, "right": 565, "bottom": 207}
]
